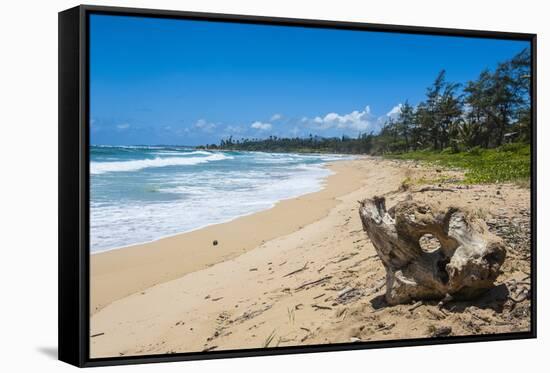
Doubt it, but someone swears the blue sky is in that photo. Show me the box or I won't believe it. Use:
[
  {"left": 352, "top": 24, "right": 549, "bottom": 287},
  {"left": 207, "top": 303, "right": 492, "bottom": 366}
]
[{"left": 89, "top": 14, "right": 529, "bottom": 146}]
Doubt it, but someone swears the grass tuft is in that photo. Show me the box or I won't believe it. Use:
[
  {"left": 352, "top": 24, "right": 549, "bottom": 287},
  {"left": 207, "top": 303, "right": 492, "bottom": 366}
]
[{"left": 263, "top": 329, "right": 277, "bottom": 348}]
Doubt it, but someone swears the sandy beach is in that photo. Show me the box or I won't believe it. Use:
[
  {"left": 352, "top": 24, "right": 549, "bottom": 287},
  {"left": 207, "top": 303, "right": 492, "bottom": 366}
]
[
  {"left": 90, "top": 159, "right": 368, "bottom": 314},
  {"left": 90, "top": 158, "right": 531, "bottom": 358}
]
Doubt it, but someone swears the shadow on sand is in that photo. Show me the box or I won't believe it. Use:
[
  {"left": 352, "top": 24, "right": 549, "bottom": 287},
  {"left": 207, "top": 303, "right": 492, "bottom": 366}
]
[{"left": 368, "top": 283, "right": 511, "bottom": 313}]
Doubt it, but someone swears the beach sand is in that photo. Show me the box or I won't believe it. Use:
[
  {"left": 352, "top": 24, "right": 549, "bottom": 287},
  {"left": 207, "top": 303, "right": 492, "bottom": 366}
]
[
  {"left": 90, "top": 160, "right": 369, "bottom": 314},
  {"left": 90, "top": 158, "right": 531, "bottom": 358}
]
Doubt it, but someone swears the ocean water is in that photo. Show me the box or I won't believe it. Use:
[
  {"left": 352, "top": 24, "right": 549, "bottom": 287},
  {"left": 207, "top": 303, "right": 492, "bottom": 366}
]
[{"left": 90, "top": 145, "right": 353, "bottom": 253}]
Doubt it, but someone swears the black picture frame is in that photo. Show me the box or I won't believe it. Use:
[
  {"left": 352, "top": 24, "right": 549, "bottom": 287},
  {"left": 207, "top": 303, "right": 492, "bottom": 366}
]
[{"left": 58, "top": 4, "right": 537, "bottom": 368}]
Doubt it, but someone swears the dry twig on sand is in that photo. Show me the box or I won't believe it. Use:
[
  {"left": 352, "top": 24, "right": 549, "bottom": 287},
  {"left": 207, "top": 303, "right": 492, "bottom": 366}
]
[
  {"left": 295, "top": 276, "right": 332, "bottom": 291},
  {"left": 311, "top": 304, "right": 332, "bottom": 311},
  {"left": 416, "top": 187, "right": 456, "bottom": 193},
  {"left": 408, "top": 301, "right": 423, "bottom": 312},
  {"left": 283, "top": 262, "right": 308, "bottom": 278},
  {"left": 263, "top": 330, "right": 277, "bottom": 348}
]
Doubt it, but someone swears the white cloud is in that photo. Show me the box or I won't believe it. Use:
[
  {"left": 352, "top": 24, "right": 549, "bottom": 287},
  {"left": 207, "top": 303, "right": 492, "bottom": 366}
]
[
  {"left": 386, "top": 104, "right": 403, "bottom": 119},
  {"left": 116, "top": 123, "right": 130, "bottom": 130},
  {"left": 194, "top": 119, "right": 217, "bottom": 132},
  {"left": 251, "top": 121, "right": 272, "bottom": 131},
  {"left": 300, "top": 103, "right": 405, "bottom": 134},
  {"left": 270, "top": 113, "right": 282, "bottom": 121},
  {"left": 310, "top": 106, "right": 374, "bottom": 131}
]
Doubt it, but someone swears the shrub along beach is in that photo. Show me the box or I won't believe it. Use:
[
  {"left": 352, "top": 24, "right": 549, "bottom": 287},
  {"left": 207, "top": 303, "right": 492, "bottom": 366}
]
[{"left": 201, "top": 49, "right": 531, "bottom": 185}]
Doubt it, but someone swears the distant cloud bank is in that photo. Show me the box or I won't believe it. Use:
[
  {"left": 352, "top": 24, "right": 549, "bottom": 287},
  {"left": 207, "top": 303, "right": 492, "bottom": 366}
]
[{"left": 251, "top": 121, "right": 273, "bottom": 131}]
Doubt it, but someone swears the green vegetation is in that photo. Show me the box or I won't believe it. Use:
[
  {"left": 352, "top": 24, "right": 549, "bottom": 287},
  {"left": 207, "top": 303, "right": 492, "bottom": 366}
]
[
  {"left": 373, "top": 48, "right": 531, "bottom": 154},
  {"left": 390, "top": 143, "right": 531, "bottom": 184},
  {"left": 202, "top": 135, "right": 373, "bottom": 154},
  {"left": 200, "top": 49, "right": 531, "bottom": 184}
]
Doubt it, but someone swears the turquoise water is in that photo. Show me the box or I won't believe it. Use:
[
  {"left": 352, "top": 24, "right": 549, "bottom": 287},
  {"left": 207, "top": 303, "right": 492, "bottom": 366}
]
[{"left": 90, "top": 145, "right": 352, "bottom": 252}]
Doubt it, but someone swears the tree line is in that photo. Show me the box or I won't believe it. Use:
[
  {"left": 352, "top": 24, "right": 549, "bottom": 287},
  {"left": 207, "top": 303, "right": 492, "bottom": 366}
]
[{"left": 202, "top": 48, "right": 531, "bottom": 155}]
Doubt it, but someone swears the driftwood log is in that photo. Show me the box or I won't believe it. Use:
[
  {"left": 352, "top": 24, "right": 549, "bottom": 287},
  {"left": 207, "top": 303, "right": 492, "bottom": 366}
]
[{"left": 359, "top": 197, "right": 506, "bottom": 305}]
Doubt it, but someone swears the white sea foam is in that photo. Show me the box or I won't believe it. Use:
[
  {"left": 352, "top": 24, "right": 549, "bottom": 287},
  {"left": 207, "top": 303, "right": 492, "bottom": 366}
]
[
  {"left": 95, "top": 145, "right": 168, "bottom": 149},
  {"left": 90, "top": 150, "right": 344, "bottom": 252},
  {"left": 152, "top": 150, "right": 212, "bottom": 156},
  {"left": 90, "top": 153, "right": 232, "bottom": 174},
  {"left": 90, "top": 164, "right": 331, "bottom": 252}
]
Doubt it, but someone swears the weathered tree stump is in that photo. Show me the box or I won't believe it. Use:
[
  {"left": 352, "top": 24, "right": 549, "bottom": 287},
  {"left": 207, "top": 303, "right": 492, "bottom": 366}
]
[{"left": 359, "top": 196, "right": 506, "bottom": 305}]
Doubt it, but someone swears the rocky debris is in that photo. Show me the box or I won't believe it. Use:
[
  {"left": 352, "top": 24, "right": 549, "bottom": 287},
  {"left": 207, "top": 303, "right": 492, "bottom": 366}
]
[
  {"left": 431, "top": 326, "right": 452, "bottom": 337},
  {"left": 486, "top": 209, "right": 531, "bottom": 256},
  {"left": 335, "top": 287, "right": 365, "bottom": 304},
  {"left": 233, "top": 304, "right": 273, "bottom": 324}
]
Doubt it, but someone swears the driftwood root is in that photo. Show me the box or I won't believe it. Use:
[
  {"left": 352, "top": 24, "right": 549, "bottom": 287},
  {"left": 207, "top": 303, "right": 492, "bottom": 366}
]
[{"left": 359, "top": 196, "right": 506, "bottom": 305}]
